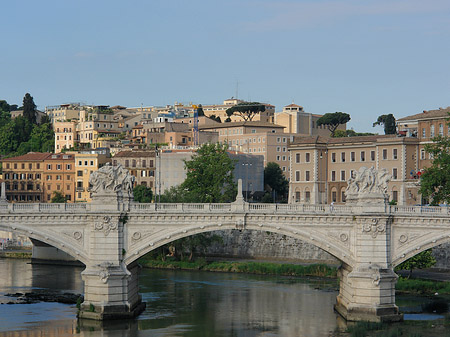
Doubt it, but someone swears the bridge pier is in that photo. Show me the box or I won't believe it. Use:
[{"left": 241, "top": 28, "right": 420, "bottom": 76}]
[{"left": 78, "top": 262, "right": 145, "bottom": 320}]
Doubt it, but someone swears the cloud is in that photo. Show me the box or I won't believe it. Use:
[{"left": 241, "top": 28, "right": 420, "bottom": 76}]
[
  {"left": 74, "top": 51, "right": 95, "bottom": 59},
  {"left": 243, "top": 0, "right": 450, "bottom": 31}
]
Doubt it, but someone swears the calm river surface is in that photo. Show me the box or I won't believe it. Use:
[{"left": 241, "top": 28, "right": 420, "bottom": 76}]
[{"left": 0, "top": 258, "right": 342, "bottom": 336}]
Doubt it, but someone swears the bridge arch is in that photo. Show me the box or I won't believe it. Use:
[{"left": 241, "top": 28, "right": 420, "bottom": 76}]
[
  {"left": 0, "top": 223, "right": 89, "bottom": 265},
  {"left": 124, "top": 221, "right": 354, "bottom": 267}
]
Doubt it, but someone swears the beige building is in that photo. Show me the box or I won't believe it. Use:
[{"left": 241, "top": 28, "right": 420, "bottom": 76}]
[
  {"left": 274, "top": 103, "right": 345, "bottom": 137},
  {"left": 200, "top": 121, "right": 293, "bottom": 175},
  {"left": 288, "top": 135, "right": 420, "bottom": 206},
  {"left": 201, "top": 98, "right": 275, "bottom": 123},
  {"left": 46, "top": 103, "right": 82, "bottom": 123},
  {"left": 112, "top": 151, "right": 156, "bottom": 192},
  {"left": 54, "top": 121, "right": 77, "bottom": 152},
  {"left": 74, "top": 149, "right": 111, "bottom": 202}
]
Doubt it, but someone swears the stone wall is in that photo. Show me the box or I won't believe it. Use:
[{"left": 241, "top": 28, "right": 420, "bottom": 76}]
[
  {"left": 207, "top": 230, "right": 339, "bottom": 264},
  {"left": 432, "top": 243, "right": 450, "bottom": 269}
]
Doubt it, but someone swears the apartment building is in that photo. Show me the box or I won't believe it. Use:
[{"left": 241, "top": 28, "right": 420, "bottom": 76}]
[
  {"left": 201, "top": 98, "right": 275, "bottom": 123},
  {"left": 1, "top": 152, "right": 50, "bottom": 202},
  {"left": 54, "top": 121, "right": 77, "bottom": 152},
  {"left": 274, "top": 103, "right": 345, "bottom": 137},
  {"left": 46, "top": 103, "right": 82, "bottom": 123},
  {"left": 112, "top": 151, "right": 156, "bottom": 190},
  {"left": 43, "top": 153, "right": 76, "bottom": 202},
  {"left": 200, "top": 121, "right": 293, "bottom": 175},
  {"left": 74, "top": 149, "right": 111, "bottom": 202},
  {"left": 288, "top": 135, "right": 420, "bottom": 206}
]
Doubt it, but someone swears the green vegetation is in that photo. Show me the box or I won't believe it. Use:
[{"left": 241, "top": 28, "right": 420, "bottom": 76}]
[
  {"left": 316, "top": 111, "right": 351, "bottom": 137},
  {"left": 332, "top": 129, "right": 377, "bottom": 138},
  {"left": 133, "top": 184, "right": 153, "bottom": 203},
  {"left": 0, "top": 96, "right": 54, "bottom": 157},
  {"left": 226, "top": 102, "right": 266, "bottom": 122},
  {"left": 138, "top": 257, "right": 338, "bottom": 278},
  {"left": 160, "top": 143, "right": 237, "bottom": 203},
  {"left": 419, "top": 134, "right": 450, "bottom": 205},
  {"left": 373, "top": 113, "right": 397, "bottom": 135},
  {"left": 396, "top": 277, "right": 450, "bottom": 294},
  {"left": 395, "top": 249, "right": 436, "bottom": 278},
  {"left": 50, "top": 191, "right": 67, "bottom": 203},
  {"left": 263, "top": 162, "right": 288, "bottom": 202}
]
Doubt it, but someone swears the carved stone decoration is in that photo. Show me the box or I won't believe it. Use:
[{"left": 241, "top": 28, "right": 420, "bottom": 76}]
[
  {"left": 132, "top": 232, "right": 142, "bottom": 241},
  {"left": 398, "top": 234, "right": 408, "bottom": 244},
  {"left": 340, "top": 233, "right": 349, "bottom": 242},
  {"left": 73, "top": 231, "right": 83, "bottom": 241},
  {"left": 371, "top": 269, "right": 381, "bottom": 286},
  {"left": 362, "top": 218, "right": 386, "bottom": 238},
  {"left": 94, "top": 216, "right": 118, "bottom": 236},
  {"left": 97, "top": 262, "right": 112, "bottom": 283},
  {"left": 89, "top": 163, "right": 135, "bottom": 199},
  {"left": 345, "top": 167, "right": 391, "bottom": 205}
]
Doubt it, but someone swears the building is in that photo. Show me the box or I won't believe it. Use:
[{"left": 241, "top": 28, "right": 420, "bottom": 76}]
[
  {"left": 74, "top": 148, "right": 111, "bottom": 202},
  {"left": 200, "top": 121, "right": 293, "bottom": 175},
  {"left": 112, "top": 151, "right": 156, "bottom": 191},
  {"left": 43, "top": 153, "right": 76, "bottom": 202},
  {"left": 1, "top": 152, "right": 50, "bottom": 202},
  {"left": 288, "top": 135, "right": 420, "bottom": 206},
  {"left": 274, "top": 103, "right": 344, "bottom": 137},
  {"left": 54, "top": 121, "right": 77, "bottom": 152},
  {"left": 201, "top": 98, "right": 275, "bottom": 123},
  {"left": 46, "top": 103, "right": 83, "bottom": 123}
]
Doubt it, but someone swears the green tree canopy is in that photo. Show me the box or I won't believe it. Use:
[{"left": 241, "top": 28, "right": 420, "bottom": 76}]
[
  {"left": 226, "top": 102, "right": 266, "bottom": 122},
  {"left": 22, "top": 93, "right": 37, "bottom": 125},
  {"left": 264, "top": 162, "right": 288, "bottom": 202},
  {"left": 133, "top": 184, "right": 153, "bottom": 203},
  {"left": 196, "top": 104, "right": 204, "bottom": 117},
  {"left": 181, "top": 143, "right": 237, "bottom": 203},
  {"left": 419, "top": 135, "right": 450, "bottom": 205},
  {"left": 373, "top": 114, "right": 396, "bottom": 135},
  {"left": 332, "top": 129, "right": 377, "bottom": 138},
  {"left": 316, "top": 112, "right": 351, "bottom": 137},
  {"left": 51, "top": 191, "right": 67, "bottom": 203},
  {"left": 395, "top": 249, "right": 436, "bottom": 278}
]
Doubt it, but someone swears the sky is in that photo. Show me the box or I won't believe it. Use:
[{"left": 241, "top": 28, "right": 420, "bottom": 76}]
[{"left": 2, "top": 0, "right": 450, "bottom": 133}]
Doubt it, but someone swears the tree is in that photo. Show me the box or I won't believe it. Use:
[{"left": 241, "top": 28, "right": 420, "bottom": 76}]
[
  {"left": 22, "top": 93, "right": 37, "bottom": 125},
  {"left": 395, "top": 249, "right": 436, "bottom": 278},
  {"left": 133, "top": 184, "right": 153, "bottom": 203},
  {"left": 419, "top": 135, "right": 450, "bottom": 205},
  {"left": 181, "top": 143, "right": 237, "bottom": 203},
  {"left": 332, "top": 129, "right": 377, "bottom": 138},
  {"left": 196, "top": 104, "right": 205, "bottom": 117},
  {"left": 226, "top": 102, "right": 266, "bottom": 122},
  {"left": 373, "top": 114, "right": 396, "bottom": 135},
  {"left": 316, "top": 112, "right": 351, "bottom": 137},
  {"left": 264, "top": 162, "right": 288, "bottom": 202},
  {"left": 51, "top": 191, "right": 67, "bottom": 203}
]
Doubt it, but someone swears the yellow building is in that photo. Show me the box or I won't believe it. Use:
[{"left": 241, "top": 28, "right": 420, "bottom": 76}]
[
  {"left": 74, "top": 149, "right": 111, "bottom": 202},
  {"left": 288, "top": 135, "right": 420, "bottom": 206}
]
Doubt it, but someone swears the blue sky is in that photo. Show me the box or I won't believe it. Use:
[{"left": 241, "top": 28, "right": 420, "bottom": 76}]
[{"left": 2, "top": 0, "right": 450, "bottom": 132}]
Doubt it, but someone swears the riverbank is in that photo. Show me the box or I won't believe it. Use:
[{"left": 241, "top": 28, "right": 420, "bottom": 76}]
[
  {"left": 138, "top": 257, "right": 338, "bottom": 278},
  {"left": 138, "top": 257, "right": 450, "bottom": 296},
  {"left": 0, "top": 250, "right": 31, "bottom": 259}
]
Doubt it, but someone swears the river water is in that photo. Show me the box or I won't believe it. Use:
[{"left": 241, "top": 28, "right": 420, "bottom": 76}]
[
  {"left": 0, "top": 258, "right": 342, "bottom": 336},
  {"left": 0, "top": 259, "right": 448, "bottom": 337}
]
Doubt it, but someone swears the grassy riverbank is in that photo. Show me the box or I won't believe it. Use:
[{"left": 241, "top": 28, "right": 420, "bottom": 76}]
[
  {"left": 138, "top": 257, "right": 337, "bottom": 278},
  {"left": 0, "top": 251, "right": 31, "bottom": 259},
  {"left": 397, "top": 277, "right": 450, "bottom": 295}
]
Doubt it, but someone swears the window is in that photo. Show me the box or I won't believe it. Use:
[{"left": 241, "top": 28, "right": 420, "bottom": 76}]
[
  {"left": 47, "top": 164, "right": 52, "bottom": 170},
  {"left": 78, "top": 160, "right": 82, "bottom": 166},
  {"left": 132, "top": 160, "right": 136, "bottom": 168},
  {"left": 282, "top": 155, "right": 286, "bottom": 161},
  {"left": 382, "top": 149, "right": 387, "bottom": 160},
  {"left": 305, "top": 191, "right": 311, "bottom": 202},
  {"left": 29, "top": 164, "right": 32, "bottom": 169},
  {"left": 331, "top": 153, "right": 336, "bottom": 163},
  {"left": 277, "top": 137, "right": 281, "bottom": 143},
  {"left": 360, "top": 151, "right": 365, "bottom": 162},
  {"left": 90, "top": 161, "right": 94, "bottom": 166},
  {"left": 371, "top": 151, "right": 375, "bottom": 161},
  {"left": 341, "top": 170, "right": 346, "bottom": 181},
  {"left": 21, "top": 163, "right": 25, "bottom": 169},
  {"left": 142, "top": 160, "right": 146, "bottom": 168},
  {"left": 341, "top": 191, "right": 346, "bottom": 203},
  {"left": 276, "top": 147, "right": 281, "bottom": 152},
  {"left": 351, "top": 152, "right": 355, "bottom": 162},
  {"left": 66, "top": 164, "right": 71, "bottom": 170},
  {"left": 420, "top": 149, "right": 425, "bottom": 160},
  {"left": 393, "top": 149, "right": 398, "bottom": 160},
  {"left": 295, "top": 171, "right": 300, "bottom": 181},
  {"left": 341, "top": 152, "right": 345, "bottom": 162},
  {"left": 125, "top": 160, "right": 129, "bottom": 167},
  {"left": 392, "top": 168, "right": 398, "bottom": 179},
  {"left": 56, "top": 175, "right": 61, "bottom": 180},
  {"left": 46, "top": 175, "right": 51, "bottom": 181},
  {"left": 431, "top": 125, "right": 435, "bottom": 137},
  {"left": 331, "top": 171, "right": 336, "bottom": 181},
  {"left": 305, "top": 153, "right": 310, "bottom": 163},
  {"left": 439, "top": 124, "right": 444, "bottom": 136},
  {"left": 57, "top": 164, "right": 62, "bottom": 170},
  {"left": 295, "top": 191, "right": 300, "bottom": 202},
  {"left": 295, "top": 153, "right": 300, "bottom": 163},
  {"left": 392, "top": 191, "right": 398, "bottom": 202},
  {"left": 332, "top": 191, "right": 337, "bottom": 203},
  {"left": 305, "top": 171, "right": 310, "bottom": 181},
  {"left": 422, "top": 128, "right": 426, "bottom": 138},
  {"left": 77, "top": 170, "right": 83, "bottom": 177}
]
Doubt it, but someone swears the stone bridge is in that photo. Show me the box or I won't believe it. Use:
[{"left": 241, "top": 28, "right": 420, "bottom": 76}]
[{"left": 0, "top": 165, "right": 449, "bottom": 322}]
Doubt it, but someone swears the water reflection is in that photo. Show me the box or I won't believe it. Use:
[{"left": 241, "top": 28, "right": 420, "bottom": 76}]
[{"left": 0, "top": 259, "right": 341, "bottom": 337}]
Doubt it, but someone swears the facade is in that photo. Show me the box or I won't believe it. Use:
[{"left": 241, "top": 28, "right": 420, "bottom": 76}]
[
  {"left": 112, "top": 150, "right": 156, "bottom": 190},
  {"left": 46, "top": 103, "right": 82, "bottom": 123},
  {"left": 288, "top": 135, "right": 420, "bottom": 205},
  {"left": 274, "top": 103, "right": 344, "bottom": 137},
  {"left": 54, "top": 121, "right": 77, "bottom": 152},
  {"left": 74, "top": 149, "right": 111, "bottom": 202},
  {"left": 43, "top": 153, "right": 76, "bottom": 202},
  {"left": 1, "top": 153, "right": 50, "bottom": 202},
  {"left": 200, "top": 121, "right": 293, "bottom": 176}
]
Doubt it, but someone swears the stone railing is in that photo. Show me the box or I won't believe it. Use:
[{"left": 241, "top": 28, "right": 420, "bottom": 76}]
[{"left": 1, "top": 202, "right": 449, "bottom": 216}]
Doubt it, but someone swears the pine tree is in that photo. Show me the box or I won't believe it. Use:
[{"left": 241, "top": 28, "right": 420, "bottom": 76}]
[{"left": 22, "top": 93, "right": 37, "bottom": 125}]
